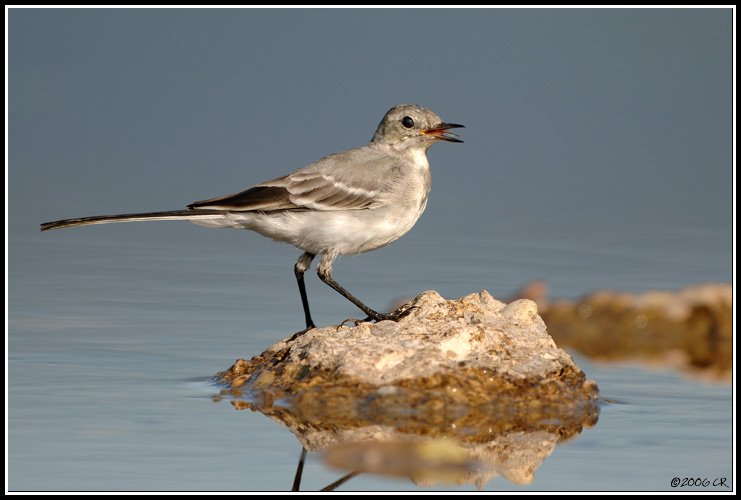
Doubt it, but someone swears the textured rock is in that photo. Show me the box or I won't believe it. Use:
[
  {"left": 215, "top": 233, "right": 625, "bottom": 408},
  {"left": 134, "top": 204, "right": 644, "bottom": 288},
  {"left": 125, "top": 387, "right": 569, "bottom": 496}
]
[
  {"left": 215, "top": 290, "right": 600, "bottom": 488},
  {"left": 217, "top": 291, "right": 598, "bottom": 405}
]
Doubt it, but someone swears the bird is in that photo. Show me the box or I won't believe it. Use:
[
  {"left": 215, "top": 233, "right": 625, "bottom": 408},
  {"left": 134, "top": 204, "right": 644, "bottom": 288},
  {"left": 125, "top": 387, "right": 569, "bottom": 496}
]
[{"left": 40, "top": 104, "right": 464, "bottom": 333}]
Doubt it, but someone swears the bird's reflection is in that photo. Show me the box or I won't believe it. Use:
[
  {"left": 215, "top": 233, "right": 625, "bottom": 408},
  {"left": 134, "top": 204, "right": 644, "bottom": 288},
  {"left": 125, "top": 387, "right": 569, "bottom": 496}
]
[
  {"left": 290, "top": 447, "right": 359, "bottom": 492},
  {"left": 221, "top": 382, "right": 600, "bottom": 491},
  {"left": 291, "top": 448, "right": 307, "bottom": 492}
]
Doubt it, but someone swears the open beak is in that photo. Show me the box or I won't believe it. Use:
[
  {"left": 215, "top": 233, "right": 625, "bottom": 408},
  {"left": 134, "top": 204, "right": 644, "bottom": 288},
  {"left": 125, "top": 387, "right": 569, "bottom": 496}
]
[{"left": 422, "top": 122, "right": 465, "bottom": 143}]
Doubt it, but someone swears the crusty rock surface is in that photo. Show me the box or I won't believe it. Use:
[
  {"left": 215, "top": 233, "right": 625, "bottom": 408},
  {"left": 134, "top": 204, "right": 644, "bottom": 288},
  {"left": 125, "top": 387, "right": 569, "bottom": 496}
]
[{"left": 218, "top": 290, "right": 596, "bottom": 388}]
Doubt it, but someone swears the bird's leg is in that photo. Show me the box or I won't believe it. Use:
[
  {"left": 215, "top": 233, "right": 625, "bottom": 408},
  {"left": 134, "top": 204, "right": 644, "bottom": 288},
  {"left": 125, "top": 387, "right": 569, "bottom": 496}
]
[
  {"left": 316, "top": 254, "right": 411, "bottom": 322},
  {"left": 293, "top": 252, "right": 316, "bottom": 334}
]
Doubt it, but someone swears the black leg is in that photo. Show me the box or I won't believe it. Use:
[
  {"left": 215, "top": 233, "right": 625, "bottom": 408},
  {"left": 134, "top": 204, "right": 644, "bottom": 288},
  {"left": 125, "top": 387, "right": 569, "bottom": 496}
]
[
  {"left": 294, "top": 253, "right": 316, "bottom": 330},
  {"left": 317, "top": 267, "right": 410, "bottom": 322},
  {"left": 291, "top": 447, "right": 308, "bottom": 491}
]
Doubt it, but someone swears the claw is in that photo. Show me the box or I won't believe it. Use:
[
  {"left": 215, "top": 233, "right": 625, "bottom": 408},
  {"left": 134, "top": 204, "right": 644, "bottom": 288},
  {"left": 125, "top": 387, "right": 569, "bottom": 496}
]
[
  {"left": 337, "top": 318, "right": 365, "bottom": 329},
  {"left": 367, "top": 301, "right": 416, "bottom": 322},
  {"left": 288, "top": 326, "right": 314, "bottom": 342}
]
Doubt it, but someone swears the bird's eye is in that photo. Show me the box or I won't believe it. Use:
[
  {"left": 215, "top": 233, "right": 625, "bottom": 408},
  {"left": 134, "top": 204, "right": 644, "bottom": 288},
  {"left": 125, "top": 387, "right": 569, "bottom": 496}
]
[{"left": 401, "top": 116, "right": 415, "bottom": 129}]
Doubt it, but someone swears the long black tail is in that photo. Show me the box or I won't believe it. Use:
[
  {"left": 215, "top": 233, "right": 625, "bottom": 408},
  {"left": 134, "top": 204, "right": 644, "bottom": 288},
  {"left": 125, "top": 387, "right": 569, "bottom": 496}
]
[{"left": 40, "top": 209, "right": 226, "bottom": 231}]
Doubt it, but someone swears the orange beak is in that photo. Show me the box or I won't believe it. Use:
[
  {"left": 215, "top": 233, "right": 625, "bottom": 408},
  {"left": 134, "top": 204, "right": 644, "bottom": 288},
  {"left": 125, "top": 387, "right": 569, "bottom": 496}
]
[{"left": 421, "top": 122, "right": 465, "bottom": 143}]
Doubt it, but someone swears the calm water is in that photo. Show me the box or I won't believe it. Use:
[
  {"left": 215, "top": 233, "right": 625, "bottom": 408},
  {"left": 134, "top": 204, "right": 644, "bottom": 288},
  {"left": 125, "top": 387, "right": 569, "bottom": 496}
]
[
  {"left": 8, "top": 210, "right": 733, "bottom": 491},
  {"left": 8, "top": 7, "right": 733, "bottom": 492}
]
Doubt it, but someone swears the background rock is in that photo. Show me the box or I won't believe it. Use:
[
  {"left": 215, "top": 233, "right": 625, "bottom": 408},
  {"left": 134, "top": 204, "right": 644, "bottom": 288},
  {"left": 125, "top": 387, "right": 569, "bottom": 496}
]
[{"left": 514, "top": 282, "right": 733, "bottom": 381}]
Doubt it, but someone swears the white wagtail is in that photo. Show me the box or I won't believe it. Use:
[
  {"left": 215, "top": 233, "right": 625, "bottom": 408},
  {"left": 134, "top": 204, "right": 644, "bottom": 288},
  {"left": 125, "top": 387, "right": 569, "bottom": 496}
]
[{"left": 41, "top": 104, "right": 464, "bottom": 332}]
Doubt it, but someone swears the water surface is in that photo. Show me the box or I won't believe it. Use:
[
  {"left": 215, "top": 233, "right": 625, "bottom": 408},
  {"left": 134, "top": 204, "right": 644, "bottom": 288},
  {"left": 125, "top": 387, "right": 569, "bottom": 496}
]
[{"left": 8, "top": 212, "right": 732, "bottom": 491}]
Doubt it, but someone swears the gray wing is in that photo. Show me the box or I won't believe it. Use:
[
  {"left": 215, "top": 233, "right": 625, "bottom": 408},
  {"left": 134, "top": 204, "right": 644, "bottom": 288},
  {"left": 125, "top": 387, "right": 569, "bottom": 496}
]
[{"left": 188, "top": 146, "right": 403, "bottom": 212}]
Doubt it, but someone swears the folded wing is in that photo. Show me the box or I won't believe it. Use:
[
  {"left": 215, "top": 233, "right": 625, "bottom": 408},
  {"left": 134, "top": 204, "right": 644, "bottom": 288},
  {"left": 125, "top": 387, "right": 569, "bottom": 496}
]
[{"left": 188, "top": 148, "right": 399, "bottom": 212}]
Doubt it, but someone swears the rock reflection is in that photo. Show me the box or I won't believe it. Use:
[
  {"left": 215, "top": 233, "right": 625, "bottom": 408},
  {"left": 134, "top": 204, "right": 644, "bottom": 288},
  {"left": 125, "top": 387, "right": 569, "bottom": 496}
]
[
  {"left": 324, "top": 439, "right": 477, "bottom": 486},
  {"left": 225, "top": 386, "right": 599, "bottom": 490}
]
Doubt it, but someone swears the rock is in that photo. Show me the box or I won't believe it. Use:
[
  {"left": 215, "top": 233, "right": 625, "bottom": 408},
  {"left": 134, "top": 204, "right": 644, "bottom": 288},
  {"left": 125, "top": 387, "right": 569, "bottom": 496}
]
[
  {"left": 217, "top": 290, "right": 597, "bottom": 402},
  {"left": 215, "top": 290, "right": 600, "bottom": 488}
]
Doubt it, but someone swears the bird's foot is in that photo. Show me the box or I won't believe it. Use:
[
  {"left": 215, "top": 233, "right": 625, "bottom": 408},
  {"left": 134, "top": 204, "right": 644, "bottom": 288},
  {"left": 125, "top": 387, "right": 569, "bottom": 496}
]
[
  {"left": 288, "top": 325, "right": 315, "bottom": 342},
  {"left": 365, "top": 301, "right": 417, "bottom": 322},
  {"left": 338, "top": 303, "right": 416, "bottom": 329}
]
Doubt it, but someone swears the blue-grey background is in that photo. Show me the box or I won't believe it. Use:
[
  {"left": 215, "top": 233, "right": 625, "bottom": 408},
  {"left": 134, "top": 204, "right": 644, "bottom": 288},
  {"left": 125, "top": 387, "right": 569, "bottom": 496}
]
[{"left": 8, "top": 8, "right": 733, "bottom": 492}]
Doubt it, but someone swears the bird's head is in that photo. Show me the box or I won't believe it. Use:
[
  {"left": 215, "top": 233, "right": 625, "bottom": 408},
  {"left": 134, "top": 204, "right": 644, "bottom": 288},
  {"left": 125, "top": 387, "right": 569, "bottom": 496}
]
[{"left": 371, "top": 104, "right": 464, "bottom": 148}]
